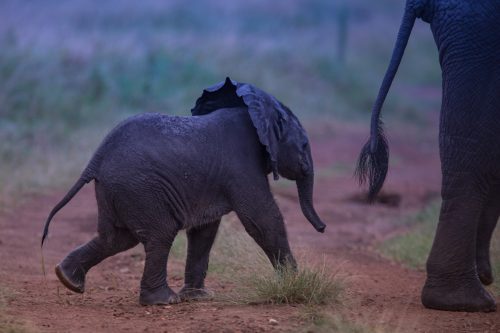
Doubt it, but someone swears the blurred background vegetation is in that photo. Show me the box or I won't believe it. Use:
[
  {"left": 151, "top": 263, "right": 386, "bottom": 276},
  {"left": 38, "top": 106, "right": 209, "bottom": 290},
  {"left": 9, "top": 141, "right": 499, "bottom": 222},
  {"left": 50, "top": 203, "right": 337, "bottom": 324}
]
[{"left": 0, "top": 0, "right": 441, "bottom": 206}]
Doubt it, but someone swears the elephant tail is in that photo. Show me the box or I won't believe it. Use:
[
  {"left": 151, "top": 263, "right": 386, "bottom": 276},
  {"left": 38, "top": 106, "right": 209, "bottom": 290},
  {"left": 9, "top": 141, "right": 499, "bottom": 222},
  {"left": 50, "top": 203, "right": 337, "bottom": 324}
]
[
  {"left": 41, "top": 167, "right": 96, "bottom": 247},
  {"left": 355, "top": 3, "right": 417, "bottom": 201}
]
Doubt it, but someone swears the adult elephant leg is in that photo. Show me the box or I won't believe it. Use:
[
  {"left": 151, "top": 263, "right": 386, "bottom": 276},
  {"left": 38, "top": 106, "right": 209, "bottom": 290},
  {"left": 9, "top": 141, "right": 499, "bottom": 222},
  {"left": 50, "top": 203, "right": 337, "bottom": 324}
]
[
  {"left": 139, "top": 233, "right": 180, "bottom": 305},
  {"left": 179, "top": 220, "right": 221, "bottom": 301},
  {"left": 56, "top": 228, "right": 138, "bottom": 293},
  {"left": 421, "top": 173, "right": 496, "bottom": 312},
  {"left": 476, "top": 184, "right": 500, "bottom": 285},
  {"left": 231, "top": 182, "right": 296, "bottom": 269}
]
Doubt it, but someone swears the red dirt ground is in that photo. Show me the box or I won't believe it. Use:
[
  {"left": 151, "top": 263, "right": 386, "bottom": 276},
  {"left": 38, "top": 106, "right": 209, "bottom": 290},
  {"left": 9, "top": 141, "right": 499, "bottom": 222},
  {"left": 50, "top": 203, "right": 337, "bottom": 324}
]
[{"left": 1, "top": 117, "right": 499, "bottom": 332}]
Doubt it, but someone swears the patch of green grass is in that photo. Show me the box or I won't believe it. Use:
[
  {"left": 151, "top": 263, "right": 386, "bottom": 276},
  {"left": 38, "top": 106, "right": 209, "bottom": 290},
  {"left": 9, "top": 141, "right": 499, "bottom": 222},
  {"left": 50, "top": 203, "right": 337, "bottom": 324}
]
[
  {"left": 208, "top": 217, "right": 266, "bottom": 278},
  {"left": 0, "top": 42, "right": 216, "bottom": 125},
  {"left": 0, "top": 124, "right": 108, "bottom": 211},
  {"left": 491, "top": 228, "right": 500, "bottom": 295},
  {"left": 380, "top": 201, "right": 440, "bottom": 270},
  {"left": 170, "top": 230, "right": 187, "bottom": 260},
  {"left": 166, "top": 216, "right": 261, "bottom": 277},
  {"left": 251, "top": 262, "right": 343, "bottom": 305}
]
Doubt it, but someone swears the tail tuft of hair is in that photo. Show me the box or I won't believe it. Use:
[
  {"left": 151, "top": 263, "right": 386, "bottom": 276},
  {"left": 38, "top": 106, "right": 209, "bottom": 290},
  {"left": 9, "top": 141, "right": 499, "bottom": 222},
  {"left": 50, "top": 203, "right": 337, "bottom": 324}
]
[{"left": 355, "top": 123, "right": 389, "bottom": 202}]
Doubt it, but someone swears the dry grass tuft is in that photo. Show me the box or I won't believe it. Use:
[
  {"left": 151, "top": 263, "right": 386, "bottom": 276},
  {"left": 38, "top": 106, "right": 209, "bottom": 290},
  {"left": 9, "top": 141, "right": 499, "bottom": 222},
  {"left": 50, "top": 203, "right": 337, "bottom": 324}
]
[{"left": 250, "top": 261, "right": 343, "bottom": 306}]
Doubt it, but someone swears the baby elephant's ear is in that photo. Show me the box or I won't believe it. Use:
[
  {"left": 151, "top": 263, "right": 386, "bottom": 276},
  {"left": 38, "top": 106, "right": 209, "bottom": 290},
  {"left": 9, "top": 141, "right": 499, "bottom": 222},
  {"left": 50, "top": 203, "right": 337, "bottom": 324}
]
[
  {"left": 236, "top": 83, "right": 289, "bottom": 180},
  {"left": 191, "top": 77, "right": 246, "bottom": 116}
]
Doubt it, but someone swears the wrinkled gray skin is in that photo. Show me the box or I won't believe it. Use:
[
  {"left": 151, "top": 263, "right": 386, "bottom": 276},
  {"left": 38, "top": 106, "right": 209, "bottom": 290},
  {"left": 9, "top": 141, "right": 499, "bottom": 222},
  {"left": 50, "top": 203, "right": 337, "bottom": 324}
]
[
  {"left": 357, "top": 0, "right": 500, "bottom": 312},
  {"left": 41, "top": 105, "right": 325, "bottom": 305}
]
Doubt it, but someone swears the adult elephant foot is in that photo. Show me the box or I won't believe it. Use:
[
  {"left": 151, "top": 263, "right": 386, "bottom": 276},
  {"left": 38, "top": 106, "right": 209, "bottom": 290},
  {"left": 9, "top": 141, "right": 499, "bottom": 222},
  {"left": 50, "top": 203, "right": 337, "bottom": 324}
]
[
  {"left": 178, "top": 286, "right": 214, "bottom": 301},
  {"left": 421, "top": 277, "right": 497, "bottom": 312},
  {"left": 139, "top": 286, "right": 180, "bottom": 305},
  {"left": 55, "top": 261, "right": 86, "bottom": 294}
]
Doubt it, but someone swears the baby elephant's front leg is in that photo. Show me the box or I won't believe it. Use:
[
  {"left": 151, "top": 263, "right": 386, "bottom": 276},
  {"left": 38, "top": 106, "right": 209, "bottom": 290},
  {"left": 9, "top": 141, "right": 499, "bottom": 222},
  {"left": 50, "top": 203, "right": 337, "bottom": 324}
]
[{"left": 234, "top": 193, "right": 297, "bottom": 270}]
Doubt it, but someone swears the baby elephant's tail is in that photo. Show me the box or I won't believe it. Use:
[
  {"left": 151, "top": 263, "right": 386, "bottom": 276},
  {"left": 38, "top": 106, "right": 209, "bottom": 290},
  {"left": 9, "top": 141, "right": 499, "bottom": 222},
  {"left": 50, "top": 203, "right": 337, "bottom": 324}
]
[{"left": 41, "top": 171, "right": 94, "bottom": 247}]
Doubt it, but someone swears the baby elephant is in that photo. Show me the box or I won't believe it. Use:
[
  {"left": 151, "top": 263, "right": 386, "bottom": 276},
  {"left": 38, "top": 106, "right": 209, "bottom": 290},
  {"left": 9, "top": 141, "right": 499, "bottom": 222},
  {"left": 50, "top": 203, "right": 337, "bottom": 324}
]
[{"left": 41, "top": 78, "right": 326, "bottom": 305}]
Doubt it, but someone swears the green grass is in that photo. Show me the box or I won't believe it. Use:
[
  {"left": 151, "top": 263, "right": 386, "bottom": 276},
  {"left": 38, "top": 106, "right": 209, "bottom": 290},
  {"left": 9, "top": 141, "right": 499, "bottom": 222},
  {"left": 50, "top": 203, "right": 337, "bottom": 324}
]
[
  {"left": 250, "top": 261, "right": 343, "bottom": 306},
  {"left": 381, "top": 201, "right": 500, "bottom": 295},
  {"left": 170, "top": 231, "right": 187, "bottom": 260},
  {"left": 0, "top": 125, "right": 107, "bottom": 209},
  {"left": 380, "top": 201, "right": 440, "bottom": 269},
  {"left": 489, "top": 228, "right": 500, "bottom": 295}
]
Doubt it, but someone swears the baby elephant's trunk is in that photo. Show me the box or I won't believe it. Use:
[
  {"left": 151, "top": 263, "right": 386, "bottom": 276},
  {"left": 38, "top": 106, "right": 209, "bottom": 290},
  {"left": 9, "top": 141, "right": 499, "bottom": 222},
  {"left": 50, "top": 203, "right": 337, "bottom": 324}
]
[{"left": 296, "top": 173, "right": 326, "bottom": 233}]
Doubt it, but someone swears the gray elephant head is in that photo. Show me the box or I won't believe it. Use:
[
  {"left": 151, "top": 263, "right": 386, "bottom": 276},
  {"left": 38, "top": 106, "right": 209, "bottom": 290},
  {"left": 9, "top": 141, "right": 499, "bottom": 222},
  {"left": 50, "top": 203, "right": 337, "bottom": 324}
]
[{"left": 192, "top": 78, "right": 325, "bottom": 233}]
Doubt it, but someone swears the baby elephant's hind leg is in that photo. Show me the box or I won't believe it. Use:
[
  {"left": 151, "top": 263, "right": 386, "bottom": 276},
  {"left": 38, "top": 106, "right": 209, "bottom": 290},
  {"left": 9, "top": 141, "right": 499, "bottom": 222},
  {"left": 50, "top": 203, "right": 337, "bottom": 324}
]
[
  {"left": 179, "top": 220, "right": 221, "bottom": 301},
  {"left": 56, "top": 229, "right": 138, "bottom": 293}
]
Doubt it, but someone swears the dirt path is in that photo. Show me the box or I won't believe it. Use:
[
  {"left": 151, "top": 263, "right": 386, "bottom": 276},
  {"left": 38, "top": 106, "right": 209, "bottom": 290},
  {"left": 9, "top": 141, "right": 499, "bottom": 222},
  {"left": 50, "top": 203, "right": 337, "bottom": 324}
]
[{"left": 1, "top": 118, "right": 499, "bottom": 333}]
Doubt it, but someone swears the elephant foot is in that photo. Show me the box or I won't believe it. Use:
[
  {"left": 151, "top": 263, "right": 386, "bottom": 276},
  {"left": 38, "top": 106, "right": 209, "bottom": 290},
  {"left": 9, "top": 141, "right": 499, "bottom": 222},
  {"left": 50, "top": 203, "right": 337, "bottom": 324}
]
[
  {"left": 477, "top": 258, "right": 494, "bottom": 286},
  {"left": 55, "top": 262, "right": 86, "bottom": 294},
  {"left": 421, "top": 277, "right": 496, "bottom": 312},
  {"left": 139, "top": 286, "right": 180, "bottom": 306},
  {"left": 179, "top": 285, "right": 214, "bottom": 301}
]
